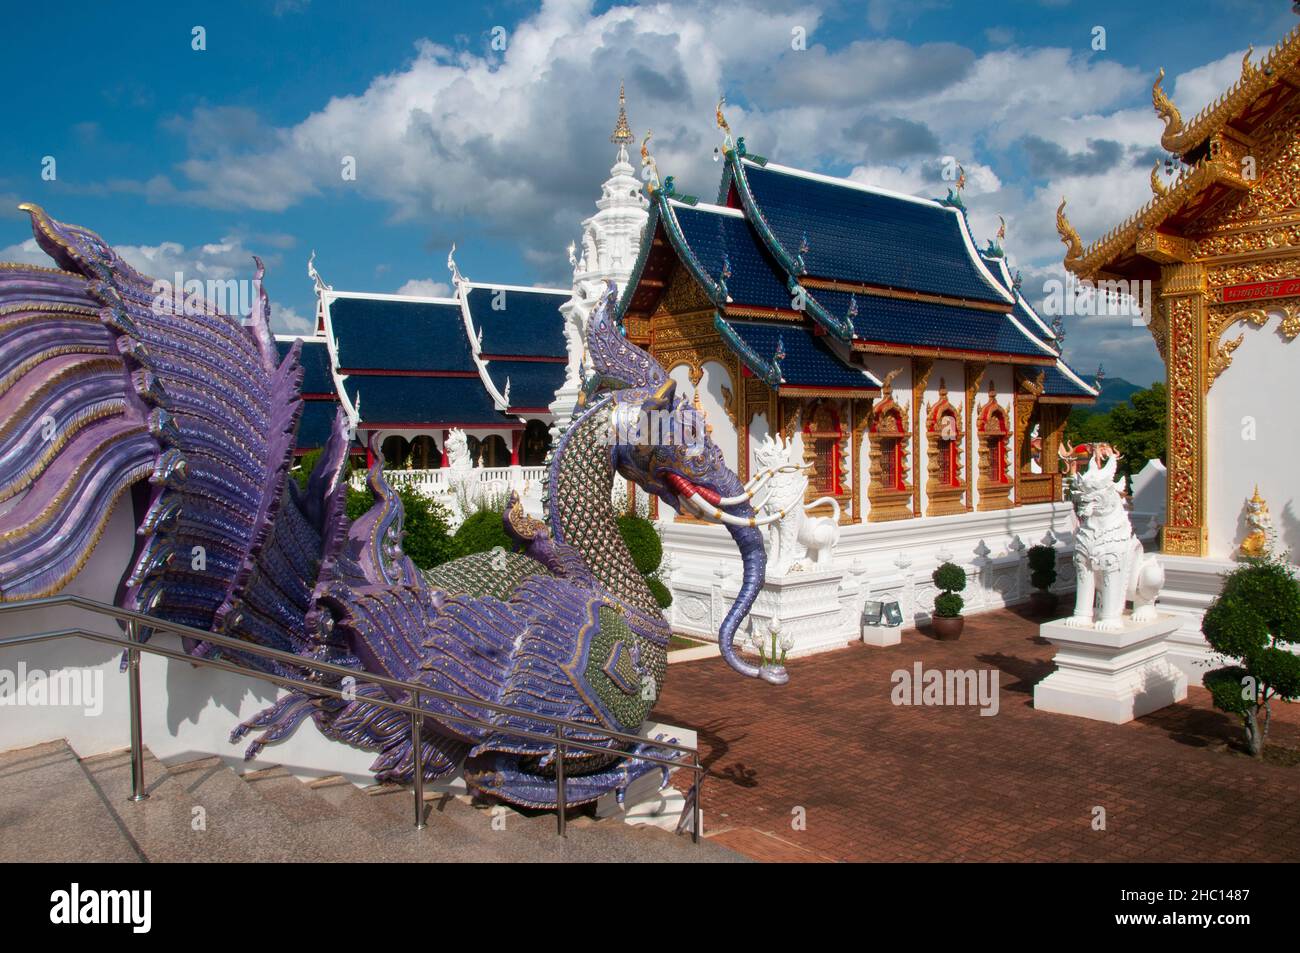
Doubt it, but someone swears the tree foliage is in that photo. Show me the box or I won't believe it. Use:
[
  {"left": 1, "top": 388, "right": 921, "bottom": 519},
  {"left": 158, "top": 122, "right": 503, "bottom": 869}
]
[
  {"left": 1201, "top": 556, "right": 1300, "bottom": 757},
  {"left": 1064, "top": 381, "right": 1167, "bottom": 479},
  {"left": 1027, "top": 544, "right": 1057, "bottom": 592},
  {"left": 452, "top": 508, "right": 512, "bottom": 558}
]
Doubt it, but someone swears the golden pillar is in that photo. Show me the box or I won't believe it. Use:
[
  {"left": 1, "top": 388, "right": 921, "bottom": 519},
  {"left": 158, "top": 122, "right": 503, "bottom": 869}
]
[{"left": 1160, "top": 262, "right": 1208, "bottom": 556}]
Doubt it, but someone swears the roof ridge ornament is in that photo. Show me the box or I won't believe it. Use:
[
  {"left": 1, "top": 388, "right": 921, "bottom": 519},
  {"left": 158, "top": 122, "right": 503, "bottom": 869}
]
[
  {"left": 985, "top": 215, "right": 1006, "bottom": 257},
  {"left": 1056, "top": 198, "right": 1084, "bottom": 274},
  {"left": 640, "top": 130, "right": 662, "bottom": 195},
  {"left": 715, "top": 95, "right": 735, "bottom": 158},
  {"left": 1152, "top": 67, "right": 1186, "bottom": 152},
  {"left": 1150, "top": 160, "right": 1170, "bottom": 196},
  {"left": 447, "top": 243, "right": 467, "bottom": 287},
  {"left": 307, "top": 250, "right": 331, "bottom": 293}
]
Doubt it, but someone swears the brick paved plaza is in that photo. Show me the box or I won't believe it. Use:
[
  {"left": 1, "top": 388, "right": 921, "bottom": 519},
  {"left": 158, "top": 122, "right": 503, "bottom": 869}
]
[{"left": 658, "top": 609, "right": 1300, "bottom": 863}]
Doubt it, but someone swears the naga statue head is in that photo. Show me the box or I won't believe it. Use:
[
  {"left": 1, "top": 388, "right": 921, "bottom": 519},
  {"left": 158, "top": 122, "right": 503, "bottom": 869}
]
[{"left": 583, "top": 282, "right": 786, "bottom": 683}]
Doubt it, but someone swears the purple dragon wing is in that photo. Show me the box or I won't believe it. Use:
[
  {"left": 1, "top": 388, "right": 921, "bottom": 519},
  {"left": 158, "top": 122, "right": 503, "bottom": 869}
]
[{"left": 0, "top": 204, "right": 356, "bottom": 674}]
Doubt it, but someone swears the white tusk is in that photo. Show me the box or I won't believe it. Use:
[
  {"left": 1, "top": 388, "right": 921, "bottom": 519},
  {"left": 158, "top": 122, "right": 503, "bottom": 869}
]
[
  {"left": 716, "top": 468, "right": 780, "bottom": 505},
  {"left": 680, "top": 492, "right": 786, "bottom": 527}
]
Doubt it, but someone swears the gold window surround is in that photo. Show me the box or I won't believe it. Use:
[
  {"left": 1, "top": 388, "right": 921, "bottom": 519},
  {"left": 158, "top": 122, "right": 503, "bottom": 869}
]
[
  {"left": 924, "top": 376, "right": 966, "bottom": 517},
  {"left": 974, "top": 379, "right": 1014, "bottom": 511},
  {"left": 865, "top": 367, "right": 912, "bottom": 522}
]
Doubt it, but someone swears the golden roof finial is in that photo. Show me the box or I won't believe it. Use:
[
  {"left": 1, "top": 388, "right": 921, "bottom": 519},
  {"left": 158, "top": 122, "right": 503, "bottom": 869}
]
[
  {"left": 610, "top": 81, "right": 633, "bottom": 145},
  {"left": 716, "top": 95, "right": 733, "bottom": 151},
  {"left": 640, "top": 129, "right": 660, "bottom": 193},
  {"left": 1056, "top": 198, "right": 1084, "bottom": 273},
  {"left": 1152, "top": 67, "right": 1186, "bottom": 149},
  {"left": 996, "top": 215, "right": 1006, "bottom": 241},
  {"left": 1150, "top": 160, "right": 1169, "bottom": 196}
]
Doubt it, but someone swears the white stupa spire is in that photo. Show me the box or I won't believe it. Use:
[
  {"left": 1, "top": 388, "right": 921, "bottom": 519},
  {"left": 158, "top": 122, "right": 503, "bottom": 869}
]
[{"left": 550, "top": 85, "right": 652, "bottom": 429}]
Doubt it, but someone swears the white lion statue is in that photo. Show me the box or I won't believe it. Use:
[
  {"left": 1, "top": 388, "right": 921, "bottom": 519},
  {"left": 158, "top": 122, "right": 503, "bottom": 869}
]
[
  {"left": 753, "top": 433, "right": 841, "bottom": 575},
  {"left": 1061, "top": 445, "right": 1164, "bottom": 631}
]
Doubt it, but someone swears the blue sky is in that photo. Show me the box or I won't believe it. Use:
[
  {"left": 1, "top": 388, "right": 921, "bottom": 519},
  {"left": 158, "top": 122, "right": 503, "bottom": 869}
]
[{"left": 3, "top": 0, "right": 1295, "bottom": 385}]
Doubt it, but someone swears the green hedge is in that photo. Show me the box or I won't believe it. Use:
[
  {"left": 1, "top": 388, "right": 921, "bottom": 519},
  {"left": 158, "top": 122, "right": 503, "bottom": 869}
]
[
  {"left": 1027, "top": 544, "right": 1057, "bottom": 593},
  {"left": 452, "top": 509, "right": 512, "bottom": 558},
  {"left": 617, "top": 514, "right": 663, "bottom": 575},
  {"left": 647, "top": 577, "right": 673, "bottom": 610}
]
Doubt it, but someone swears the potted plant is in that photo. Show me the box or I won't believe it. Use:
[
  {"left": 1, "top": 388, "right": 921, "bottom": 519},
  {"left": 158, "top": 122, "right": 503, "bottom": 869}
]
[
  {"left": 931, "top": 562, "right": 967, "bottom": 640},
  {"left": 1026, "top": 544, "right": 1059, "bottom": 616}
]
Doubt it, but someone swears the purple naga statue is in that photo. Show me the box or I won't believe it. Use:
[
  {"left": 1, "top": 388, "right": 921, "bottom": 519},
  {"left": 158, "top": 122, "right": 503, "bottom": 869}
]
[{"left": 0, "top": 206, "right": 777, "bottom": 808}]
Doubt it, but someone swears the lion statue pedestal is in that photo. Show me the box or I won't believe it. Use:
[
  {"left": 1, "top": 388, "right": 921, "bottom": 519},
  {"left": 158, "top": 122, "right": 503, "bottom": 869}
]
[
  {"left": 1034, "top": 446, "right": 1185, "bottom": 723},
  {"left": 1034, "top": 614, "right": 1186, "bottom": 724}
]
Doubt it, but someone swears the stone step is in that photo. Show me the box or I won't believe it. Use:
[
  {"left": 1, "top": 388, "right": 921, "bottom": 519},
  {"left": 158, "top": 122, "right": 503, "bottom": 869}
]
[
  {"left": 81, "top": 749, "right": 341, "bottom": 862},
  {"left": 0, "top": 741, "right": 143, "bottom": 862},
  {"left": 4, "top": 741, "right": 743, "bottom": 862}
]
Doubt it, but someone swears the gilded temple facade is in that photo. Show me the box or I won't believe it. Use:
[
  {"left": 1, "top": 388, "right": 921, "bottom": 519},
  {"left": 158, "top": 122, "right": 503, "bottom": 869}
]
[
  {"left": 1057, "top": 23, "right": 1300, "bottom": 675},
  {"left": 619, "top": 131, "right": 1097, "bottom": 528}
]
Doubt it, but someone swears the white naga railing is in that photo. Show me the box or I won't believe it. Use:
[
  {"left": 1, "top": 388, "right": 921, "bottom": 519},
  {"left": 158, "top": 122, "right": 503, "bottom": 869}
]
[
  {"left": 350, "top": 466, "right": 549, "bottom": 524},
  {"left": 353, "top": 466, "right": 547, "bottom": 491}
]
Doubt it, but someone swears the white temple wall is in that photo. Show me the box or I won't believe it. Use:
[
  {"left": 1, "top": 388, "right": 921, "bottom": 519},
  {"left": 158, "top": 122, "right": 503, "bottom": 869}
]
[
  {"left": 698, "top": 360, "right": 737, "bottom": 473},
  {"left": 856, "top": 408, "right": 872, "bottom": 520},
  {"left": 664, "top": 501, "right": 1078, "bottom": 641},
  {"left": 0, "top": 498, "right": 379, "bottom": 784},
  {"left": 748, "top": 409, "right": 771, "bottom": 478},
  {"left": 1205, "top": 314, "right": 1300, "bottom": 562}
]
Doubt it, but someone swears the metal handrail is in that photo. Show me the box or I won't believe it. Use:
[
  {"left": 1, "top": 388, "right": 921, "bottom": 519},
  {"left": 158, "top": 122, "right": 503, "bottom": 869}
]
[{"left": 0, "top": 596, "right": 703, "bottom": 843}]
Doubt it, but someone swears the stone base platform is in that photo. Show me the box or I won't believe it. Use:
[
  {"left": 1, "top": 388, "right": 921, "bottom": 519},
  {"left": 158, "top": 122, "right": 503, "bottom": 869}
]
[{"left": 1034, "top": 613, "right": 1187, "bottom": 724}]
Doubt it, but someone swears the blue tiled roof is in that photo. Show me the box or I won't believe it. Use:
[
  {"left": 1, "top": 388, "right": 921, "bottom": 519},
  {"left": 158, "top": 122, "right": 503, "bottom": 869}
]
[
  {"left": 979, "top": 254, "right": 1058, "bottom": 345},
  {"left": 275, "top": 338, "right": 334, "bottom": 393},
  {"left": 295, "top": 400, "right": 340, "bottom": 450},
  {"left": 1042, "top": 363, "right": 1098, "bottom": 400},
  {"left": 483, "top": 359, "right": 566, "bottom": 410},
  {"left": 464, "top": 286, "right": 568, "bottom": 358},
  {"left": 740, "top": 161, "right": 1010, "bottom": 305},
  {"left": 672, "top": 204, "right": 793, "bottom": 310},
  {"left": 815, "top": 288, "right": 1055, "bottom": 361},
  {"left": 330, "top": 296, "right": 473, "bottom": 372},
  {"left": 721, "top": 319, "right": 880, "bottom": 390},
  {"left": 343, "top": 374, "right": 512, "bottom": 426}
]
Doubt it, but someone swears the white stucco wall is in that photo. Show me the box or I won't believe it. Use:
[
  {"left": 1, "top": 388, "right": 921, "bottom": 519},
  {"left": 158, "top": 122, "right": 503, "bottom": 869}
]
[{"left": 1206, "top": 312, "right": 1300, "bottom": 561}]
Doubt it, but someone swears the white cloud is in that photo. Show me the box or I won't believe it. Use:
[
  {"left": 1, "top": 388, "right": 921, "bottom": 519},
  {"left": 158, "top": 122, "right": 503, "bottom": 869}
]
[
  {"left": 394, "top": 278, "right": 452, "bottom": 298},
  {"left": 52, "top": 0, "right": 1255, "bottom": 384}
]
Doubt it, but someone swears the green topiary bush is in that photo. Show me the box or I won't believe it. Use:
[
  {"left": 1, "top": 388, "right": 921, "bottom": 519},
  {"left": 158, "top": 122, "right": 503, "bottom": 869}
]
[
  {"left": 932, "top": 562, "right": 966, "bottom": 618},
  {"left": 1027, "top": 544, "right": 1058, "bottom": 592},
  {"left": 617, "top": 514, "right": 663, "bottom": 575},
  {"left": 647, "top": 577, "right": 673, "bottom": 609},
  {"left": 1201, "top": 556, "right": 1300, "bottom": 757},
  {"left": 933, "top": 592, "right": 963, "bottom": 618},
  {"left": 452, "top": 508, "right": 512, "bottom": 558}
]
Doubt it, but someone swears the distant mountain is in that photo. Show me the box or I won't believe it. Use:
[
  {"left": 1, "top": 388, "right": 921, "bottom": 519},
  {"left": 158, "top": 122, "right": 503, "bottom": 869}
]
[{"left": 1089, "top": 376, "right": 1145, "bottom": 413}]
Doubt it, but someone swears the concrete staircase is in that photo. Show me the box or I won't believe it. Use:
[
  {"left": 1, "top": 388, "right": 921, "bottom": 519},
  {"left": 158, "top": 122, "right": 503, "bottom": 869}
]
[{"left": 0, "top": 741, "right": 741, "bottom": 863}]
